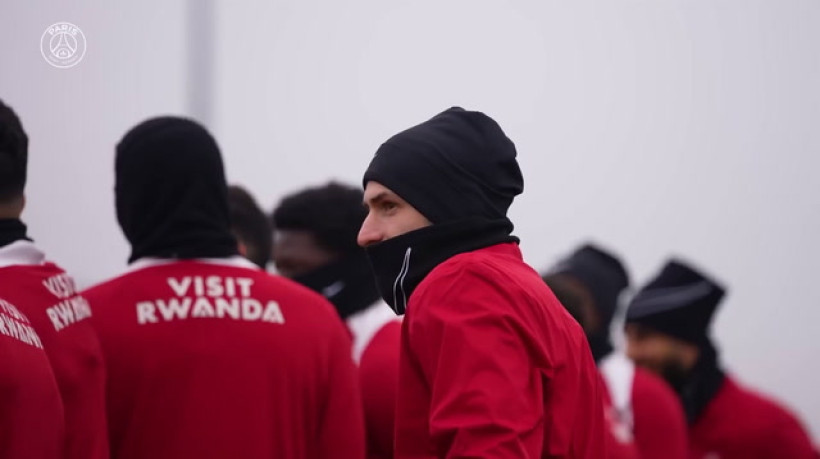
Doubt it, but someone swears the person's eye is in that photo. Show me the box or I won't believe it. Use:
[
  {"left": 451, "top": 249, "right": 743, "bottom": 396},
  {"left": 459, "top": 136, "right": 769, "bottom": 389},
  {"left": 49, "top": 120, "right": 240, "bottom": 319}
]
[{"left": 380, "top": 201, "right": 398, "bottom": 212}]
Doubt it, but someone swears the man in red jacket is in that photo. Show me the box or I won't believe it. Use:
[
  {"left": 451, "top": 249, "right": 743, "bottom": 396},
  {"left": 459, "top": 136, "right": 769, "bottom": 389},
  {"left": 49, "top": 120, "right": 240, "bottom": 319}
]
[
  {"left": 83, "top": 117, "right": 365, "bottom": 459},
  {"left": 271, "top": 181, "right": 401, "bottom": 459},
  {"left": 357, "top": 107, "right": 606, "bottom": 458},
  {"left": 544, "top": 244, "right": 688, "bottom": 459},
  {"left": 0, "top": 98, "right": 107, "bottom": 459},
  {"left": 625, "top": 259, "right": 816, "bottom": 459}
]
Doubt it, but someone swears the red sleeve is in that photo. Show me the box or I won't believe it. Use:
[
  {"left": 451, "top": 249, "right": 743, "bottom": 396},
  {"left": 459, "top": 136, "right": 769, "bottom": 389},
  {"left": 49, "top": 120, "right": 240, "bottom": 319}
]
[
  {"left": 408, "top": 268, "right": 544, "bottom": 458},
  {"left": 359, "top": 322, "right": 401, "bottom": 459},
  {"left": 759, "top": 410, "right": 817, "bottom": 459},
  {"left": 631, "top": 368, "right": 688, "bottom": 459},
  {"left": 319, "top": 318, "right": 367, "bottom": 459}
]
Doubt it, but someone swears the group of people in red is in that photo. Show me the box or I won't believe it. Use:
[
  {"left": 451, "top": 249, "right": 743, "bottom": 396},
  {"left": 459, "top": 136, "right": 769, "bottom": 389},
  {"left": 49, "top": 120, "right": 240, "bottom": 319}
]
[{"left": 0, "top": 98, "right": 816, "bottom": 458}]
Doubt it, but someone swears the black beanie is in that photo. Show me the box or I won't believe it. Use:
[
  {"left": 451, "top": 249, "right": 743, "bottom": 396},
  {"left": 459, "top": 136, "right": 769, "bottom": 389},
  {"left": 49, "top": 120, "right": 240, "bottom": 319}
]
[
  {"left": 626, "top": 259, "right": 726, "bottom": 345},
  {"left": 362, "top": 107, "right": 524, "bottom": 225},
  {"left": 551, "top": 244, "right": 630, "bottom": 330},
  {"left": 115, "top": 116, "right": 237, "bottom": 263}
]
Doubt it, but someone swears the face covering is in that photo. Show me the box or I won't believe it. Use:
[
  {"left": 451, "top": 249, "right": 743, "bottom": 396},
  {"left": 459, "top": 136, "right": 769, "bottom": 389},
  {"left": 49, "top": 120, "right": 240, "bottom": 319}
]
[
  {"left": 292, "top": 252, "right": 381, "bottom": 319},
  {"left": 0, "top": 219, "right": 29, "bottom": 248},
  {"left": 364, "top": 218, "right": 518, "bottom": 315},
  {"left": 665, "top": 340, "right": 725, "bottom": 424}
]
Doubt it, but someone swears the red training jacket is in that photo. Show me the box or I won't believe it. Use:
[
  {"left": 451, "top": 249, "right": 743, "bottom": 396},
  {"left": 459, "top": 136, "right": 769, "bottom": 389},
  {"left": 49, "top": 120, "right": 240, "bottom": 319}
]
[
  {"left": 348, "top": 301, "right": 402, "bottom": 459},
  {"left": 395, "top": 243, "right": 607, "bottom": 458},
  {"left": 83, "top": 257, "right": 366, "bottom": 459},
  {"left": 631, "top": 366, "right": 688, "bottom": 459},
  {"left": 0, "top": 295, "right": 64, "bottom": 458},
  {"left": 688, "top": 375, "right": 816, "bottom": 459},
  {"left": 599, "top": 351, "right": 688, "bottom": 459},
  {"left": 0, "top": 240, "right": 108, "bottom": 459}
]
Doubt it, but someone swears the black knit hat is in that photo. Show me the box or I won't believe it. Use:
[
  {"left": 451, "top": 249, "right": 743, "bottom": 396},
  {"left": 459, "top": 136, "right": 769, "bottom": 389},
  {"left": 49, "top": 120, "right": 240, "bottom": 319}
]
[
  {"left": 626, "top": 259, "right": 726, "bottom": 345},
  {"left": 551, "top": 244, "right": 630, "bottom": 329},
  {"left": 362, "top": 107, "right": 523, "bottom": 225}
]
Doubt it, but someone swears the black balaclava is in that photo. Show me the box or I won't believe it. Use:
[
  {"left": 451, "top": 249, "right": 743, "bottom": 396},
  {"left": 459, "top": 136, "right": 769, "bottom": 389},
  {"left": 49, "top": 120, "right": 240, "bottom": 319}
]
[
  {"left": 362, "top": 107, "right": 524, "bottom": 314},
  {"left": 550, "top": 244, "right": 630, "bottom": 362},
  {"left": 626, "top": 259, "right": 727, "bottom": 424},
  {"left": 115, "top": 117, "right": 238, "bottom": 263},
  {"left": 292, "top": 251, "right": 381, "bottom": 320}
]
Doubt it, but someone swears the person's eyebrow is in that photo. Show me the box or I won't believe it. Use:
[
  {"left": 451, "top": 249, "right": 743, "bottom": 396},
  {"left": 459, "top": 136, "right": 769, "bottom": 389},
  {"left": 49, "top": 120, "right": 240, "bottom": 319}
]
[{"left": 363, "top": 191, "right": 389, "bottom": 209}]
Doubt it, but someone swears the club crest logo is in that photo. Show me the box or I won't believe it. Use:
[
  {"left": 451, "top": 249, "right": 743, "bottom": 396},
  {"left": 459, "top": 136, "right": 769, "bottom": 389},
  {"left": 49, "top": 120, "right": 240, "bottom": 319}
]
[{"left": 41, "top": 22, "right": 87, "bottom": 69}]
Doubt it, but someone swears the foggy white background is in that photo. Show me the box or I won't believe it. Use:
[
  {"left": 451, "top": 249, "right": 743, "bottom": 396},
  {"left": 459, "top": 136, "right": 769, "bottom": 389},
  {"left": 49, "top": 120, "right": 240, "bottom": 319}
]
[{"left": 2, "top": 0, "right": 818, "bottom": 438}]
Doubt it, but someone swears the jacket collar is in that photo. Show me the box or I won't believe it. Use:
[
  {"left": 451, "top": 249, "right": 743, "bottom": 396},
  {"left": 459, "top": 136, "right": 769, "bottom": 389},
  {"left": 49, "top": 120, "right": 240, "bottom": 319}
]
[
  {"left": 364, "top": 218, "right": 518, "bottom": 315},
  {"left": 127, "top": 256, "right": 259, "bottom": 274},
  {"left": 0, "top": 240, "right": 46, "bottom": 268}
]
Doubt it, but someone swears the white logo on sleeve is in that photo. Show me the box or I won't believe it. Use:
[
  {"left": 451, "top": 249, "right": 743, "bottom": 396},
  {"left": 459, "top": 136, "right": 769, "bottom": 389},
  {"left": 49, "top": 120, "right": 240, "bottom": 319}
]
[{"left": 136, "top": 276, "right": 285, "bottom": 325}]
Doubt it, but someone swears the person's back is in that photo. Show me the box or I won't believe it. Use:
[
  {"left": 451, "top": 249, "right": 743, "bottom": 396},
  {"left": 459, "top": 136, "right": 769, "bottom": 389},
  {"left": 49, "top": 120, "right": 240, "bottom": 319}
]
[
  {"left": 0, "top": 293, "right": 65, "bottom": 458},
  {"left": 397, "top": 243, "right": 605, "bottom": 457},
  {"left": 85, "top": 116, "right": 365, "bottom": 459},
  {"left": 0, "top": 98, "right": 85, "bottom": 458},
  {"left": 688, "top": 376, "right": 815, "bottom": 459},
  {"left": 0, "top": 249, "right": 108, "bottom": 459},
  {"left": 84, "top": 257, "right": 363, "bottom": 458},
  {"left": 353, "top": 308, "right": 401, "bottom": 459}
]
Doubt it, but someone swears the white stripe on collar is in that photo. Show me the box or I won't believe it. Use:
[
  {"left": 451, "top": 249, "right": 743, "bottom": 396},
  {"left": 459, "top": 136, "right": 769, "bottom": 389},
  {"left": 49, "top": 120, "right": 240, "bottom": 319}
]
[
  {"left": 0, "top": 240, "right": 47, "bottom": 268},
  {"left": 127, "top": 256, "right": 259, "bottom": 273}
]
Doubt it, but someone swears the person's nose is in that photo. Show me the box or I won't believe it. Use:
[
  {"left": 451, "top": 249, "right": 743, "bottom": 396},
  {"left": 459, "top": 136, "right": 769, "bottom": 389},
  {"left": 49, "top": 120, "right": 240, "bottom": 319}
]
[{"left": 357, "top": 212, "right": 383, "bottom": 247}]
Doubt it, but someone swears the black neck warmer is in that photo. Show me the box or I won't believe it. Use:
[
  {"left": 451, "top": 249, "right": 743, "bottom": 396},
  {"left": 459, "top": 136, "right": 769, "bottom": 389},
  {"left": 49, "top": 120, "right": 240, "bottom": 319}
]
[
  {"left": 588, "top": 333, "right": 614, "bottom": 363},
  {"left": 670, "top": 341, "right": 726, "bottom": 424},
  {"left": 365, "top": 218, "right": 518, "bottom": 315},
  {"left": 115, "top": 117, "right": 238, "bottom": 263},
  {"left": 0, "top": 218, "right": 28, "bottom": 248},
  {"left": 292, "top": 251, "right": 381, "bottom": 320}
]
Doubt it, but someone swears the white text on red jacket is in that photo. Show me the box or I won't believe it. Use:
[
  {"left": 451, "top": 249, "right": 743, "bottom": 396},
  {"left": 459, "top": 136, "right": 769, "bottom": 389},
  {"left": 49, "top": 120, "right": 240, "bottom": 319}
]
[
  {"left": 0, "top": 298, "right": 45, "bottom": 348},
  {"left": 43, "top": 273, "right": 93, "bottom": 332},
  {"left": 136, "top": 276, "right": 285, "bottom": 325}
]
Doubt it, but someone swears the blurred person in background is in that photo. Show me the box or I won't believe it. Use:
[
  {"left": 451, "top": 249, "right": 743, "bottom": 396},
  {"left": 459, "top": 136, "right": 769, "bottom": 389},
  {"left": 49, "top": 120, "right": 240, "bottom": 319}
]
[
  {"left": 544, "top": 244, "right": 688, "bottom": 459},
  {"left": 83, "top": 117, "right": 365, "bottom": 459},
  {"left": 625, "top": 259, "right": 816, "bottom": 459},
  {"left": 357, "top": 107, "right": 606, "bottom": 458},
  {"left": 271, "top": 181, "right": 400, "bottom": 459},
  {"left": 227, "top": 184, "right": 272, "bottom": 269},
  {"left": 0, "top": 98, "right": 108, "bottom": 459}
]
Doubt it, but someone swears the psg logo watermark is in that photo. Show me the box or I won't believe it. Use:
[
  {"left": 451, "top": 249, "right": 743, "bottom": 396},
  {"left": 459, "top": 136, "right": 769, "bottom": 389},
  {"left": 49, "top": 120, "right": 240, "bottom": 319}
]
[{"left": 40, "top": 22, "right": 87, "bottom": 69}]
